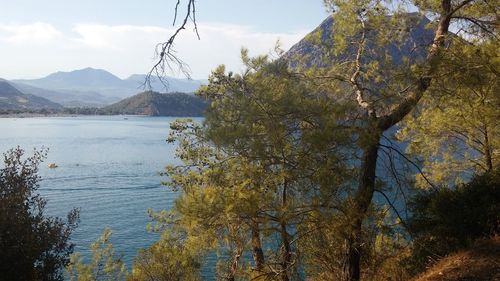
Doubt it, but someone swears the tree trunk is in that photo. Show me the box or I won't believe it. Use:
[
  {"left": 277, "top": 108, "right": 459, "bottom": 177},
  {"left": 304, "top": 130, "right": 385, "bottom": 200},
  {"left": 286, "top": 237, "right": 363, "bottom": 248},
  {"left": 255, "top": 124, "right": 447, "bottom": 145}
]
[
  {"left": 483, "top": 123, "right": 493, "bottom": 171},
  {"left": 280, "top": 178, "right": 291, "bottom": 281},
  {"left": 251, "top": 219, "right": 265, "bottom": 272},
  {"left": 341, "top": 229, "right": 361, "bottom": 281},
  {"left": 280, "top": 220, "right": 291, "bottom": 281},
  {"left": 338, "top": 1, "right": 453, "bottom": 280},
  {"left": 227, "top": 247, "right": 243, "bottom": 281},
  {"left": 341, "top": 138, "right": 380, "bottom": 281}
]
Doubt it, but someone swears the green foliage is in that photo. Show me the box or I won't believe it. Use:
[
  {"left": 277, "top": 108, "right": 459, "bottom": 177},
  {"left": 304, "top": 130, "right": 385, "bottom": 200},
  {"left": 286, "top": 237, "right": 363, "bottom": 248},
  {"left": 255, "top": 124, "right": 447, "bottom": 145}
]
[
  {"left": 161, "top": 118, "right": 277, "bottom": 279},
  {"left": 298, "top": 202, "right": 411, "bottom": 281},
  {"left": 159, "top": 51, "right": 413, "bottom": 280},
  {"left": 406, "top": 170, "right": 500, "bottom": 273},
  {"left": 398, "top": 39, "right": 500, "bottom": 187},
  {"left": 0, "top": 147, "right": 79, "bottom": 281},
  {"left": 128, "top": 231, "right": 201, "bottom": 281},
  {"left": 67, "top": 227, "right": 128, "bottom": 281},
  {"left": 155, "top": 1, "right": 499, "bottom": 280}
]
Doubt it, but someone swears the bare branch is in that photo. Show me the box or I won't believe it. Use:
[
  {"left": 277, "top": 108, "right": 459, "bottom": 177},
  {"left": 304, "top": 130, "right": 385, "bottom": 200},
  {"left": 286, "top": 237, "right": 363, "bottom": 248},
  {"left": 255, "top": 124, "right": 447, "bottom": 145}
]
[
  {"left": 449, "top": 0, "right": 476, "bottom": 16},
  {"left": 379, "top": 143, "right": 438, "bottom": 190},
  {"left": 145, "top": 0, "right": 200, "bottom": 90},
  {"left": 451, "top": 16, "right": 499, "bottom": 40}
]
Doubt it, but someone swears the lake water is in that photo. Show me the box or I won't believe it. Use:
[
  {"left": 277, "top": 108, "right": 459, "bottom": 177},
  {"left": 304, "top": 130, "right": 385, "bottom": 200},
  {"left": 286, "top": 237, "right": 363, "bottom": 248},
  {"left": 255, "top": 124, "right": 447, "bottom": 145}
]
[{"left": 0, "top": 116, "right": 194, "bottom": 266}]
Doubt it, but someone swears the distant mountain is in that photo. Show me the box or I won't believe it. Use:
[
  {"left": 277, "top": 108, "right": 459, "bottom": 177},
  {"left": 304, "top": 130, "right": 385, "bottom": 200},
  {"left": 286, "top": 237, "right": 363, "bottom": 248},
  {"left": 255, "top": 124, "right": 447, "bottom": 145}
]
[
  {"left": 12, "top": 68, "right": 206, "bottom": 106},
  {"left": 15, "top": 67, "right": 124, "bottom": 89},
  {"left": 13, "top": 68, "right": 135, "bottom": 100},
  {"left": 102, "top": 91, "right": 206, "bottom": 116},
  {"left": 11, "top": 82, "right": 119, "bottom": 107},
  {"left": 0, "top": 79, "right": 62, "bottom": 111}
]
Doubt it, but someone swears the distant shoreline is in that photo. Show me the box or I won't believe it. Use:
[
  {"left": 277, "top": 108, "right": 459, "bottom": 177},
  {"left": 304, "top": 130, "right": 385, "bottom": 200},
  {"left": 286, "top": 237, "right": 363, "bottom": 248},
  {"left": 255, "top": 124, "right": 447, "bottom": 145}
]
[
  {"left": 0, "top": 113, "right": 140, "bottom": 118},
  {"left": 0, "top": 113, "right": 75, "bottom": 118},
  {"left": 0, "top": 113, "right": 203, "bottom": 118}
]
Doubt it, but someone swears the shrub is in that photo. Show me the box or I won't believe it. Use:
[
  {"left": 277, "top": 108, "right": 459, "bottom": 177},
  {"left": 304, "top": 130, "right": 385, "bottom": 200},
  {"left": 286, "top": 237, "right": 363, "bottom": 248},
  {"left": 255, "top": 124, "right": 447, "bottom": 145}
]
[
  {"left": 406, "top": 170, "right": 500, "bottom": 273},
  {"left": 0, "top": 147, "right": 79, "bottom": 281}
]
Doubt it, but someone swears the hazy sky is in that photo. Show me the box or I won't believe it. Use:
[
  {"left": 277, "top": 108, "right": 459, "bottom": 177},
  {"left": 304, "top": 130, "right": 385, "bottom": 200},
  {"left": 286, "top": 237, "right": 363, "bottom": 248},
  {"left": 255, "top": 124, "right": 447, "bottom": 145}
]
[{"left": 0, "top": 0, "right": 329, "bottom": 79}]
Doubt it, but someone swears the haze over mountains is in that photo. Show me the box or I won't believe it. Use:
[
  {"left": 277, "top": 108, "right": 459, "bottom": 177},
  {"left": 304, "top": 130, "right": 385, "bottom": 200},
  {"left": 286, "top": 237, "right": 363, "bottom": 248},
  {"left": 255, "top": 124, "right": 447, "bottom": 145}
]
[
  {"left": 8, "top": 68, "right": 206, "bottom": 107},
  {"left": 0, "top": 79, "right": 63, "bottom": 111}
]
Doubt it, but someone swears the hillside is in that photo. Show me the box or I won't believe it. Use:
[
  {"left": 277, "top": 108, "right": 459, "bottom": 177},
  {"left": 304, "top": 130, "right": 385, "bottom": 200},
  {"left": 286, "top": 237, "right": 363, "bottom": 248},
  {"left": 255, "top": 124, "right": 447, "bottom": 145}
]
[
  {"left": 413, "top": 237, "right": 500, "bottom": 281},
  {"left": 0, "top": 79, "right": 63, "bottom": 111},
  {"left": 102, "top": 91, "right": 206, "bottom": 116}
]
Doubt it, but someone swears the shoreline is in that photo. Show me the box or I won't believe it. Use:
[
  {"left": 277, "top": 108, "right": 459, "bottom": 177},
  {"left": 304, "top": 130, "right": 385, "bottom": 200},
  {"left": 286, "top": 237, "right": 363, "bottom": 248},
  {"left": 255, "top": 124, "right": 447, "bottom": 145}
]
[
  {"left": 0, "top": 113, "right": 202, "bottom": 118},
  {"left": 0, "top": 113, "right": 100, "bottom": 118}
]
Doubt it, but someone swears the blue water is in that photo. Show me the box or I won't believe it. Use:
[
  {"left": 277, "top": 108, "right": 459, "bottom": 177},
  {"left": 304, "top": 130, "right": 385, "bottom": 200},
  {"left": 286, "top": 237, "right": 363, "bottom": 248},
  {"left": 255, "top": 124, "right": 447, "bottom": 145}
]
[{"left": 0, "top": 116, "right": 195, "bottom": 266}]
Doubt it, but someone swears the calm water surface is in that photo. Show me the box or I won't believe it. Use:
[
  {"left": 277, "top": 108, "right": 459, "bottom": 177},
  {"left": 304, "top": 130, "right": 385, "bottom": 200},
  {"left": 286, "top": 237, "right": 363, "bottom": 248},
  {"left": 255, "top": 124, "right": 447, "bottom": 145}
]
[{"left": 0, "top": 116, "right": 195, "bottom": 266}]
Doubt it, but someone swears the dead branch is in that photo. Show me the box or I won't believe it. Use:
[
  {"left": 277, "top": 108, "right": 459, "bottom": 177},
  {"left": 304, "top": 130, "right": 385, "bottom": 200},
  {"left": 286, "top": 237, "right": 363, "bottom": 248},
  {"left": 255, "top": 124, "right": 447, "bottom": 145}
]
[{"left": 145, "top": 0, "right": 200, "bottom": 90}]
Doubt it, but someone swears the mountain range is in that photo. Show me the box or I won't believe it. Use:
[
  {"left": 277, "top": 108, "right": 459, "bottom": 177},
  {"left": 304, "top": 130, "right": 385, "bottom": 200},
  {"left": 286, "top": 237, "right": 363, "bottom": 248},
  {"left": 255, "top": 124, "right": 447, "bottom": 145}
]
[{"left": 9, "top": 68, "right": 206, "bottom": 107}]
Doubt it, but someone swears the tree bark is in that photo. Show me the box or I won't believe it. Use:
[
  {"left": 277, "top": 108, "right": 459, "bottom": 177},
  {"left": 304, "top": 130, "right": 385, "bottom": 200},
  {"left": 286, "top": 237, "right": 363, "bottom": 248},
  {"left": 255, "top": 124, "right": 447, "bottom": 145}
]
[
  {"left": 280, "top": 220, "right": 291, "bottom": 281},
  {"left": 341, "top": 138, "right": 380, "bottom": 281},
  {"left": 227, "top": 247, "right": 243, "bottom": 281},
  {"left": 483, "top": 123, "right": 493, "bottom": 171},
  {"left": 280, "top": 178, "right": 291, "bottom": 281},
  {"left": 339, "top": 3, "right": 453, "bottom": 275},
  {"left": 250, "top": 219, "right": 266, "bottom": 272}
]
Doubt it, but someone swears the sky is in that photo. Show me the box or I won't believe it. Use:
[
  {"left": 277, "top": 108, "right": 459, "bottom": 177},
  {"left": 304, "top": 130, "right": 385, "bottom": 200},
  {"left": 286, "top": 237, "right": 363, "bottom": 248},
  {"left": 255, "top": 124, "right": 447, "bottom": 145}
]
[{"left": 0, "top": 0, "right": 329, "bottom": 80}]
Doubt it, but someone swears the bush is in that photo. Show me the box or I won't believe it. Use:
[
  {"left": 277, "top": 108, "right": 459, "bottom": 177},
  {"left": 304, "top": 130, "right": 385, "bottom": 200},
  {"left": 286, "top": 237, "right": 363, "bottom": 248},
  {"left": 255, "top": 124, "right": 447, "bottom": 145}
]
[
  {"left": 406, "top": 170, "right": 500, "bottom": 273},
  {"left": 0, "top": 147, "right": 79, "bottom": 281}
]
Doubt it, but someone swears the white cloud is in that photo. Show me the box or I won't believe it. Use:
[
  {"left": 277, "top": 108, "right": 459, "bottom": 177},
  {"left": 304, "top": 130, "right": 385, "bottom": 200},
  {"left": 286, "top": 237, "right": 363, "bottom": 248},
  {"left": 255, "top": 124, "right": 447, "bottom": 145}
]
[
  {"left": 71, "top": 24, "right": 167, "bottom": 50},
  {"left": 0, "top": 22, "right": 62, "bottom": 44},
  {"left": 0, "top": 21, "right": 308, "bottom": 79}
]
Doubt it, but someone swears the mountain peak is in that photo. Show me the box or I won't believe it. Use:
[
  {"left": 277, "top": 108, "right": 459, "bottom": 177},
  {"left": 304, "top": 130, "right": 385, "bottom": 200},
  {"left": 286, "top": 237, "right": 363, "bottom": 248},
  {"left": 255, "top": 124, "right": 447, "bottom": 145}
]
[{"left": 55, "top": 67, "right": 120, "bottom": 79}]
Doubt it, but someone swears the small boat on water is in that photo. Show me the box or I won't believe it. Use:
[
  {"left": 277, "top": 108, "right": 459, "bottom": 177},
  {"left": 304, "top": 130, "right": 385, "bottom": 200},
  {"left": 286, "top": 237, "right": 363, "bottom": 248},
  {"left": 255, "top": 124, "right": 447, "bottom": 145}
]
[{"left": 48, "top": 163, "right": 58, "bottom": 168}]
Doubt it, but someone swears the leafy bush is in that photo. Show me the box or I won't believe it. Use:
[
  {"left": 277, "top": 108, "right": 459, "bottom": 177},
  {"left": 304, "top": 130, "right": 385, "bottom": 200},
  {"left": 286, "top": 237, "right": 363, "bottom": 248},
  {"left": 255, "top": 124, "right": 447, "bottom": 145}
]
[{"left": 406, "top": 170, "right": 500, "bottom": 273}]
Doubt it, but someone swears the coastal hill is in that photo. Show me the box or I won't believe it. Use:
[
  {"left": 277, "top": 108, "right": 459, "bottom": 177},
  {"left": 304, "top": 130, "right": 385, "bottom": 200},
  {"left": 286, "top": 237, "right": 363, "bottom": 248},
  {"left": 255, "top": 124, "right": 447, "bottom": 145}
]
[
  {"left": 101, "top": 91, "right": 206, "bottom": 116},
  {"left": 0, "top": 79, "right": 63, "bottom": 111}
]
